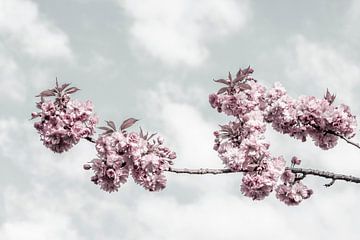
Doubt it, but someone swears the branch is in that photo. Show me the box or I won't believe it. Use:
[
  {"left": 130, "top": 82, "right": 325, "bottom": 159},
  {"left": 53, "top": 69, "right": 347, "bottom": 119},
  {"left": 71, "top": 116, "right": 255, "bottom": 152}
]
[
  {"left": 166, "top": 167, "right": 360, "bottom": 184},
  {"left": 85, "top": 136, "right": 96, "bottom": 143},
  {"left": 84, "top": 136, "right": 360, "bottom": 184},
  {"left": 327, "top": 130, "right": 360, "bottom": 150}
]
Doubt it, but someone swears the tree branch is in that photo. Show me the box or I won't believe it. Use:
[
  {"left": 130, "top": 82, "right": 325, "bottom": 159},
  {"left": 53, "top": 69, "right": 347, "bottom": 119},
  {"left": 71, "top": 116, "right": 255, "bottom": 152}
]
[
  {"left": 327, "top": 130, "right": 360, "bottom": 150},
  {"left": 85, "top": 136, "right": 96, "bottom": 143},
  {"left": 84, "top": 136, "right": 360, "bottom": 184},
  {"left": 166, "top": 167, "right": 360, "bottom": 184}
]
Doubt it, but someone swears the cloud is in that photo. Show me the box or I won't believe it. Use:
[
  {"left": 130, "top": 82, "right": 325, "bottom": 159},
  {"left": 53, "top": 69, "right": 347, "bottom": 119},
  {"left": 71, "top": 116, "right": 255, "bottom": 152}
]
[
  {"left": 344, "top": 0, "right": 360, "bottom": 47},
  {"left": 0, "top": 188, "right": 83, "bottom": 240},
  {"left": 0, "top": 0, "right": 72, "bottom": 60},
  {"left": 0, "top": 52, "right": 26, "bottom": 102},
  {"left": 284, "top": 35, "right": 360, "bottom": 108},
  {"left": 119, "top": 0, "right": 250, "bottom": 66}
]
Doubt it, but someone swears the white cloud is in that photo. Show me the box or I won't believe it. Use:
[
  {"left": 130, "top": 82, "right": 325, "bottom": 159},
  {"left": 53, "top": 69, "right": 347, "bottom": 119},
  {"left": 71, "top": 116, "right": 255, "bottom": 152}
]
[
  {"left": 0, "top": 52, "right": 26, "bottom": 102},
  {"left": 284, "top": 35, "right": 360, "bottom": 108},
  {"left": 0, "top": 0, "right": 72, "bottom": 60},
  {"left": 344, "top": 0, "right": 360, "bottom": 47},
  {"left": 119, "top": 0, "right": 250, "bottom": 66}
]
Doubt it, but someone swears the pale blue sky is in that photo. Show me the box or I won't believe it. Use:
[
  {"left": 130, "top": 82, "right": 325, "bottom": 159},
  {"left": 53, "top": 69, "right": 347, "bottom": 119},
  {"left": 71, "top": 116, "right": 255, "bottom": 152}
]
[{"left": 1, "top": 0, "right": 360, "bottom": 239}]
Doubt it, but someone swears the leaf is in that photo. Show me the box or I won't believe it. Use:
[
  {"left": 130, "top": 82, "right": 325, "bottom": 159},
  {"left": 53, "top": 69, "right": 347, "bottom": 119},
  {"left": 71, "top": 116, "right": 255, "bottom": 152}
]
[
  {"left": 101, "top": 129, "right": 114, "bottom": 135},
  {"left": 120, "top": 118, "right": 139, "bottom": 131},
  {"left": 236, "top": 68, "right": 243, "bottom": 79},
  {"left": 65, "top": 87, "right": 80, "bottom": 94},
  {"left": 233, "top": 75, "right": 246, "bottom": 84},
  {"left": 217, "top": 87, "right": 228, "bottom": 94},
  {"left": 36, "top": 89, "right": 56, "bottom": 97},
  {"left": 228, "top": 72, "right": 232, "bottom": 81},
  {"left": 213, "top": 79, "right": 229, "bottom": 85},
  {"left": 148, "top": 132, "right": 157, "bottom": 140},
  {"left": 106, "top": 120, "right": 116, "bottom": 130},
  {"left": 219, "top": 124, "right": 231, "bottom": 132},
  {"left": 59, "top": 83, "right": 71, "bottom": 92},
  {"left": 244, "top": 65, "right": 254, "bottom": 74},
  {"left": 98, "top": 126, "right": 113, "bottom": 131},
  {"left": 324, "top": 88, "right": 336, "bottom": 104},
  {"left": 238, "top": 83, "right": 252, "bottom": 91},
  {"left": 139, "top": 127, "right": 144, "bottom": 138}
]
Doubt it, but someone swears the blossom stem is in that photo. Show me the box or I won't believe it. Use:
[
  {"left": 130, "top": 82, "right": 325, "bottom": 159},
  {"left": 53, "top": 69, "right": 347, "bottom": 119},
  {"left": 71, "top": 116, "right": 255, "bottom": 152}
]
[{"left": 166, "top": 167, "right": 360, "bottom": 184}]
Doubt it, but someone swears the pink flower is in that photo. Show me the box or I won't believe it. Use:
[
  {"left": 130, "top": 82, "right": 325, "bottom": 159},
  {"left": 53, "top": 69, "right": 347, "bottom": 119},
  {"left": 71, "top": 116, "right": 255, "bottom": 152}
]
[
  {"left": 85, "top": 128, "right": 176, "bottom": 193},
  {"left": 275, "top": 182, "right": 313, "bottom": 206},
  {"left": 32, "top": 84, "right": 98, "bottom": 153},
  {"left": 241, "top": 172, "right": 275, "bottom": 200},
  {"left": 281, "top": 170, "right": 296, "bottom": 184}
]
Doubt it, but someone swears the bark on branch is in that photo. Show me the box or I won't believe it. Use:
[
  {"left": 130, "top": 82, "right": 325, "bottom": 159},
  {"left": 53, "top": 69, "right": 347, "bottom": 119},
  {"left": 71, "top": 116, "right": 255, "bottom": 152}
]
[
  {"left": 84, "top": 135, "right": 360, "bottom": 185},
  {"left": 166, "top": 167, "right": 360, "bottom": 184}
]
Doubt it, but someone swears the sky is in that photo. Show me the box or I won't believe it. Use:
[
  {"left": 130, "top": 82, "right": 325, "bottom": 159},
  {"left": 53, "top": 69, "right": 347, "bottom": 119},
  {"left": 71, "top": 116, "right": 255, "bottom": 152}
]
[{"left": 1, "top": 0, "right": 360, "bottom": 239}]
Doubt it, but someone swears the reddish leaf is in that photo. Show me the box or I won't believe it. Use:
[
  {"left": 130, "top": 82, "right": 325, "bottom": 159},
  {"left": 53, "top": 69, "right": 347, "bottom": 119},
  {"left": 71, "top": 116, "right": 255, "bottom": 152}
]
[
  {"left": 59, "top": 83, "right": 71, "bottom": 92},
  {"left": 244, "top": 65, "right": 254, "bottom": 74},
  {"left": 228, "top": 72, "right": 232, "bottom": 81},
  {"left": 65, "top": 87, "right": 80, "bottom": 94},
  {"left": 236, "top": 68, "right": 243, "bottom": 79},
  {"left": 238, "top": 83, "right": 252, "bottom": 91},
  {"left": 324, "top": 89, "right": 336, "bottom": 104},
  {"left": 148, "top": 132, "right": 157, "bottom": 140},
  {"left": 120, "top": 118, "right": 139, "bottom": 131},
  {"left": 139, "top": 127, "right": 144, "bottom": 138},
  {"left": 217, "top": 87, "right": 228, "bottom": 94},
  {"left": 233, "top": 75, "right": 246, "bottom": 84},
  {"left": 106, "top": 120, "right": 116, "bottom": 130},
  {"left": 98, "top": 126, "right": 113, "bottom": 131},
  {"left": 213, "top": 79, "right": 230, "bottom": 85},
  {"left": 101, "top": 129, "right": 114, "bottom": 135},
  {"left": 36, "top": 89, "right": 56, "bottom": 97}
]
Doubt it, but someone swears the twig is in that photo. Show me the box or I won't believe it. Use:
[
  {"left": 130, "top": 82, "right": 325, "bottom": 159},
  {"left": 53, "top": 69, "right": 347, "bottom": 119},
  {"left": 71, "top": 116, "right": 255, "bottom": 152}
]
[
  {"left": 166, "top": 167, "right": 360, "bottom": 184},
  {"left": 324, "top": 179, "right": 336, "bottom": 187},
  {"left": 85, "top": 136, "right": 96, "bottom": 143},
  {"left": 327, "top": 130, "right": 360, "bottom": 150},
  {"left": 83, "top": 137, "right": 360, "bottom": 185}
]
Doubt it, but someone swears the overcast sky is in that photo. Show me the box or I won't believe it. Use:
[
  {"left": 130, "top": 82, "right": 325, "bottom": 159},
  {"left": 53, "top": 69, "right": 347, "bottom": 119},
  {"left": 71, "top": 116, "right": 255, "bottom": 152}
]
[{"left": 1, "top": 0, "right": 360, "bottom": 239}]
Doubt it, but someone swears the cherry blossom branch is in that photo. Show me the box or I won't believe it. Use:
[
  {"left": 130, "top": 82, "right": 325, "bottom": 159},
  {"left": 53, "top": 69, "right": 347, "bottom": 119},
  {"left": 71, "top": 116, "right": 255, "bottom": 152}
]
[
  {"left": 83, "top": 136, "right": 360, "bottom": 185},
  {"left": 166, "top": 167, "right": 360, "bottom": 184},
  {"left": 32, "top": 69, "right": 359, "bottom": 205},
  {"left": 327, "top": 130, "right": 360, "bottom": 150}
]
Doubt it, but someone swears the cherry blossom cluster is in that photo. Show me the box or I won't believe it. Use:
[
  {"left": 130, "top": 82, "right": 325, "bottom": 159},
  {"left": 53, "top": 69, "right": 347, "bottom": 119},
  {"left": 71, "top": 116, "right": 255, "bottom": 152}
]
[
  {"left": 209, "top": 67, "right": 356, "bottom": 205},
  {"left": 275, "top": 157, "right": 313, "bottom": 205},
  {"left": 83, "top": 119, "right": 176, "bottom": 192},
  {"left": 264, "top": 84, "right": 357, "bottom": 149},
  {"left": 32, "top": 82, "right": 98, "bottom": 153},
  {"left": 213, "top": 115, "right": 288, "bottom": 201}
]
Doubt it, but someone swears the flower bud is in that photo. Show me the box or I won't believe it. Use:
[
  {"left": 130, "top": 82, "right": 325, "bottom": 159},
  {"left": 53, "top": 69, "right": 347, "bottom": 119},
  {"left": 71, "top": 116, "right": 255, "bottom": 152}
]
[
  {"left": 291, "top": 156, "right": 301, "bottom": 165},
  {"left": 83, "top": 164, "right": 91, "bottom": 170},
  {"left": 157, "top": 136, "right": 164, "bottom": 144}
]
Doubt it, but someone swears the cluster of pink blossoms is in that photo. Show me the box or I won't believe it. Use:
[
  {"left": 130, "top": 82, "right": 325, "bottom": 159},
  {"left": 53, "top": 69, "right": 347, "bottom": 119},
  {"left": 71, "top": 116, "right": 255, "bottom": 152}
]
[
  {"left": 83, "top": 120, "right": 176, "bottom": 192},
  {"left": 32, "top": 82, "right": 98, "bottom": 153},
  {"left": 275, "top": 157, "right": 313, "bottom": 205},
  {"left": 209, "top": 67, "right": 356, "bottom": 205},
  {"left": 264, "top": 83, "right": 357, "bottom": 149}
]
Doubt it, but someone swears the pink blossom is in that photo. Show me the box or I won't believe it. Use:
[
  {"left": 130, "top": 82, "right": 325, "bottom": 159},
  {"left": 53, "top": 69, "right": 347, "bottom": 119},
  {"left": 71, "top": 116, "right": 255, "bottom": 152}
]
[
  {"left": 32, "top": 84, "right": 98, "bottom": 153},
  {"left": 85, "top": 127, "right": 176, "bottom": 193},
  {"left": 275, "top": 182, "right": 313, "bottom": 206}
]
